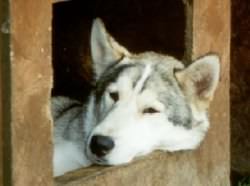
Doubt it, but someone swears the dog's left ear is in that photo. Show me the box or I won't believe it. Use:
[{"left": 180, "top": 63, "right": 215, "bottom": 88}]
[
  {"left": 91, "top": 18, "right": 130, "bottom": 79},
  {"left": 175, "top": 54, "right": 220, "bottom": 109}
]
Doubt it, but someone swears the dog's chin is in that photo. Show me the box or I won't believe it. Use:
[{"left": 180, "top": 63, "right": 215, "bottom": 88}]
[
  {"left": 87, "top": 154, "right": 131, "bottom": 166},
  {"left": 85, "top": 146, "right": 137, "bottom": 166},
  {"left": 92, "top": 157, "right": 109, "bottom": 165},
  {"left": 103, "top": 154, "right": 136, "bottom": 166},
  {"left": 88, "top": 154, "right": 134, "bottom": 166},
  {"left": 85, "top": 148, "right": 110, "bottom": 165}
]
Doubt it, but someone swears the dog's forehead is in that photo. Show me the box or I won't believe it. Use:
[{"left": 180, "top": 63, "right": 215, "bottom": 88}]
[
  {"left": 95, "top": 52, "right": 184, "bottom": 101},
  {"left": 120, "top": 53, "right": 182, "bottom": 88}
]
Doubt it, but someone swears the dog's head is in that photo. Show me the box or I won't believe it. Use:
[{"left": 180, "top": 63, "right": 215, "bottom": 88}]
[{"left": 86, "top": 19, "right": 220, "bottom": 165}]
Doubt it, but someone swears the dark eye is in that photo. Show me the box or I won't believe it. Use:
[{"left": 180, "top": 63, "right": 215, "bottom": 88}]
[
  {"left": 109, "top": 92, "right": 119, "bottom": 102},
  {"left": 143, "top": 107, "right": 159, "bottom": 114}
]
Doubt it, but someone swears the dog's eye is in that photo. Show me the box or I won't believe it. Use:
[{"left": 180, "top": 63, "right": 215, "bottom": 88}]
[
  {"left": 143, "top": 107, "right": 159, "bottom": 114},
  {"left": 109, "top": 92, "right": 119, "bottom": 102}
]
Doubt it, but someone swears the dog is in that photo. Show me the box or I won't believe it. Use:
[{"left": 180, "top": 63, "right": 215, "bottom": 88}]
[{"left": 52, "top": 18, "right": 220, "bottom": 176}]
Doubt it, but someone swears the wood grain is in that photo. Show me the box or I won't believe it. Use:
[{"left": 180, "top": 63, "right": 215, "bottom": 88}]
[
  {"left": 9, "top": 0, "right": 53, "bottom": 185},
  {"left": 185, "top": 0, "right": 231, "bottom": 185}
]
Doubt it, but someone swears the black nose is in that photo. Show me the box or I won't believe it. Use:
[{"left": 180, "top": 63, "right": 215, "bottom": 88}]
[{"left": 90, "top": 135, "right": 114, "bottom": 157}]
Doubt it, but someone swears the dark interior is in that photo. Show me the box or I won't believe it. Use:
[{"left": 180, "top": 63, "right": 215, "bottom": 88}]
[
  {"left": 231, "top": 0, "right": 250, "bottom": 184},
  {"left": 52, "top": 0, "right": 185, "bottom": 101}
]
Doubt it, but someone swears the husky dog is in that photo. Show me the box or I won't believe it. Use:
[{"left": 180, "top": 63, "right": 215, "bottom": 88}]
[{"left": 52, "top": 19, "right": 220, "bottom": 176}]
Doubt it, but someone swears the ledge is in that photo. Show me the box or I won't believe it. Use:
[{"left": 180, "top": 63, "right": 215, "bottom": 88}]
[
  {"left": 54, "top": 151, "right": 176, "bottom": 186},
  {"left": 54, "top": 151, "right": 205, "bottom": 186}
]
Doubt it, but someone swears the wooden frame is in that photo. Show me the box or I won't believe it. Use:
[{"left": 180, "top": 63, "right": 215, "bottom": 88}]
[
  {"left": 0, "top": 0, "right": 230, "bottom": 185},
  {"left": 1, "top": 1, "right": 53, "bottom": 185}
]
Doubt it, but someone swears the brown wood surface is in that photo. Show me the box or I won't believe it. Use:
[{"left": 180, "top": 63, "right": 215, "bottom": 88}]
[
  {"left": 9, "top": 0, "right": 53, "bottom": 186},
  {"left": 185, "top": 0, "right": 231, "bottom": 185},
  {"left": 55, "top": 0, "right": 230, "bottom": 186}
]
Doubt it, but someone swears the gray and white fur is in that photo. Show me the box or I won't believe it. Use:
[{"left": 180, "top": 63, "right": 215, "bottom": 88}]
[{"left": 52, "top": 18, "right": 220, "bottom": 176}]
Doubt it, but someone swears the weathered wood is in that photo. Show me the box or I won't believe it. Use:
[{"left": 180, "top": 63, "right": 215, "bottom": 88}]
[
  {"left": 6, "top": 0, "right": 53, "bottom": 186},
  {"left": 185, "top": 0, "right": 231, "bottom": 185},
  {"left": 55, "top": 151, "right": 225, "bottom": 186},
  {"left": 55, "top": 0, "right": 230, "bottom": 186}
]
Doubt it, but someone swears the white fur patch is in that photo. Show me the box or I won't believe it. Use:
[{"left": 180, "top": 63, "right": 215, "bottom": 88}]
[
  {"left": 134, "top": 64, "right": 152, "bottom": 93},
  {"left": 53, "top": 140, "right": 91, "bottom": 176}
]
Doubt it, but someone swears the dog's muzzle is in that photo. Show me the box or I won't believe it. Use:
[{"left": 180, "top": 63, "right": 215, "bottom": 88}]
[{"left": 90, "top": 135, "right": 114, "bottom": 157}]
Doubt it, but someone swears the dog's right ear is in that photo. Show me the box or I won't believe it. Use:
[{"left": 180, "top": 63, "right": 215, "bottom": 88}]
[
  {"left": 91, "top": 18, "right": 130, "bottom": 79},
  {"left": 175, "top": 54, "right": 220, "bottom": 110}
]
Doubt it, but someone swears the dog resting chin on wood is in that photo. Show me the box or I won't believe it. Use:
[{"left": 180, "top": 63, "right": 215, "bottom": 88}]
[{"left": 52, "top": 18, "right": 220, "bottom": 177}]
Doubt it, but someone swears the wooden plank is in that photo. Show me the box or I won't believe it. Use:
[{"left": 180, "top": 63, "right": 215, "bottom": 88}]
[
  {"left": 9, "top": 1, "right": 53, "bottom": 186},
  {"left": 185, "top": 0, "right": 231, "bottom": 185},
  {"left": 55, "top": 0, "right": 230, "bottom": 186},
  {"left": 55, "top": 151, "right": 226, "bottom": 186}
]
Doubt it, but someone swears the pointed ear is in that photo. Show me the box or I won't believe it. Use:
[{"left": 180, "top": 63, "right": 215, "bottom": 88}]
[
  {"left": 175, "top": 54, "right": 220, "bottom": 109},
  {"left": 91, "top": 18, "right": 130, "bottom": 79}
]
